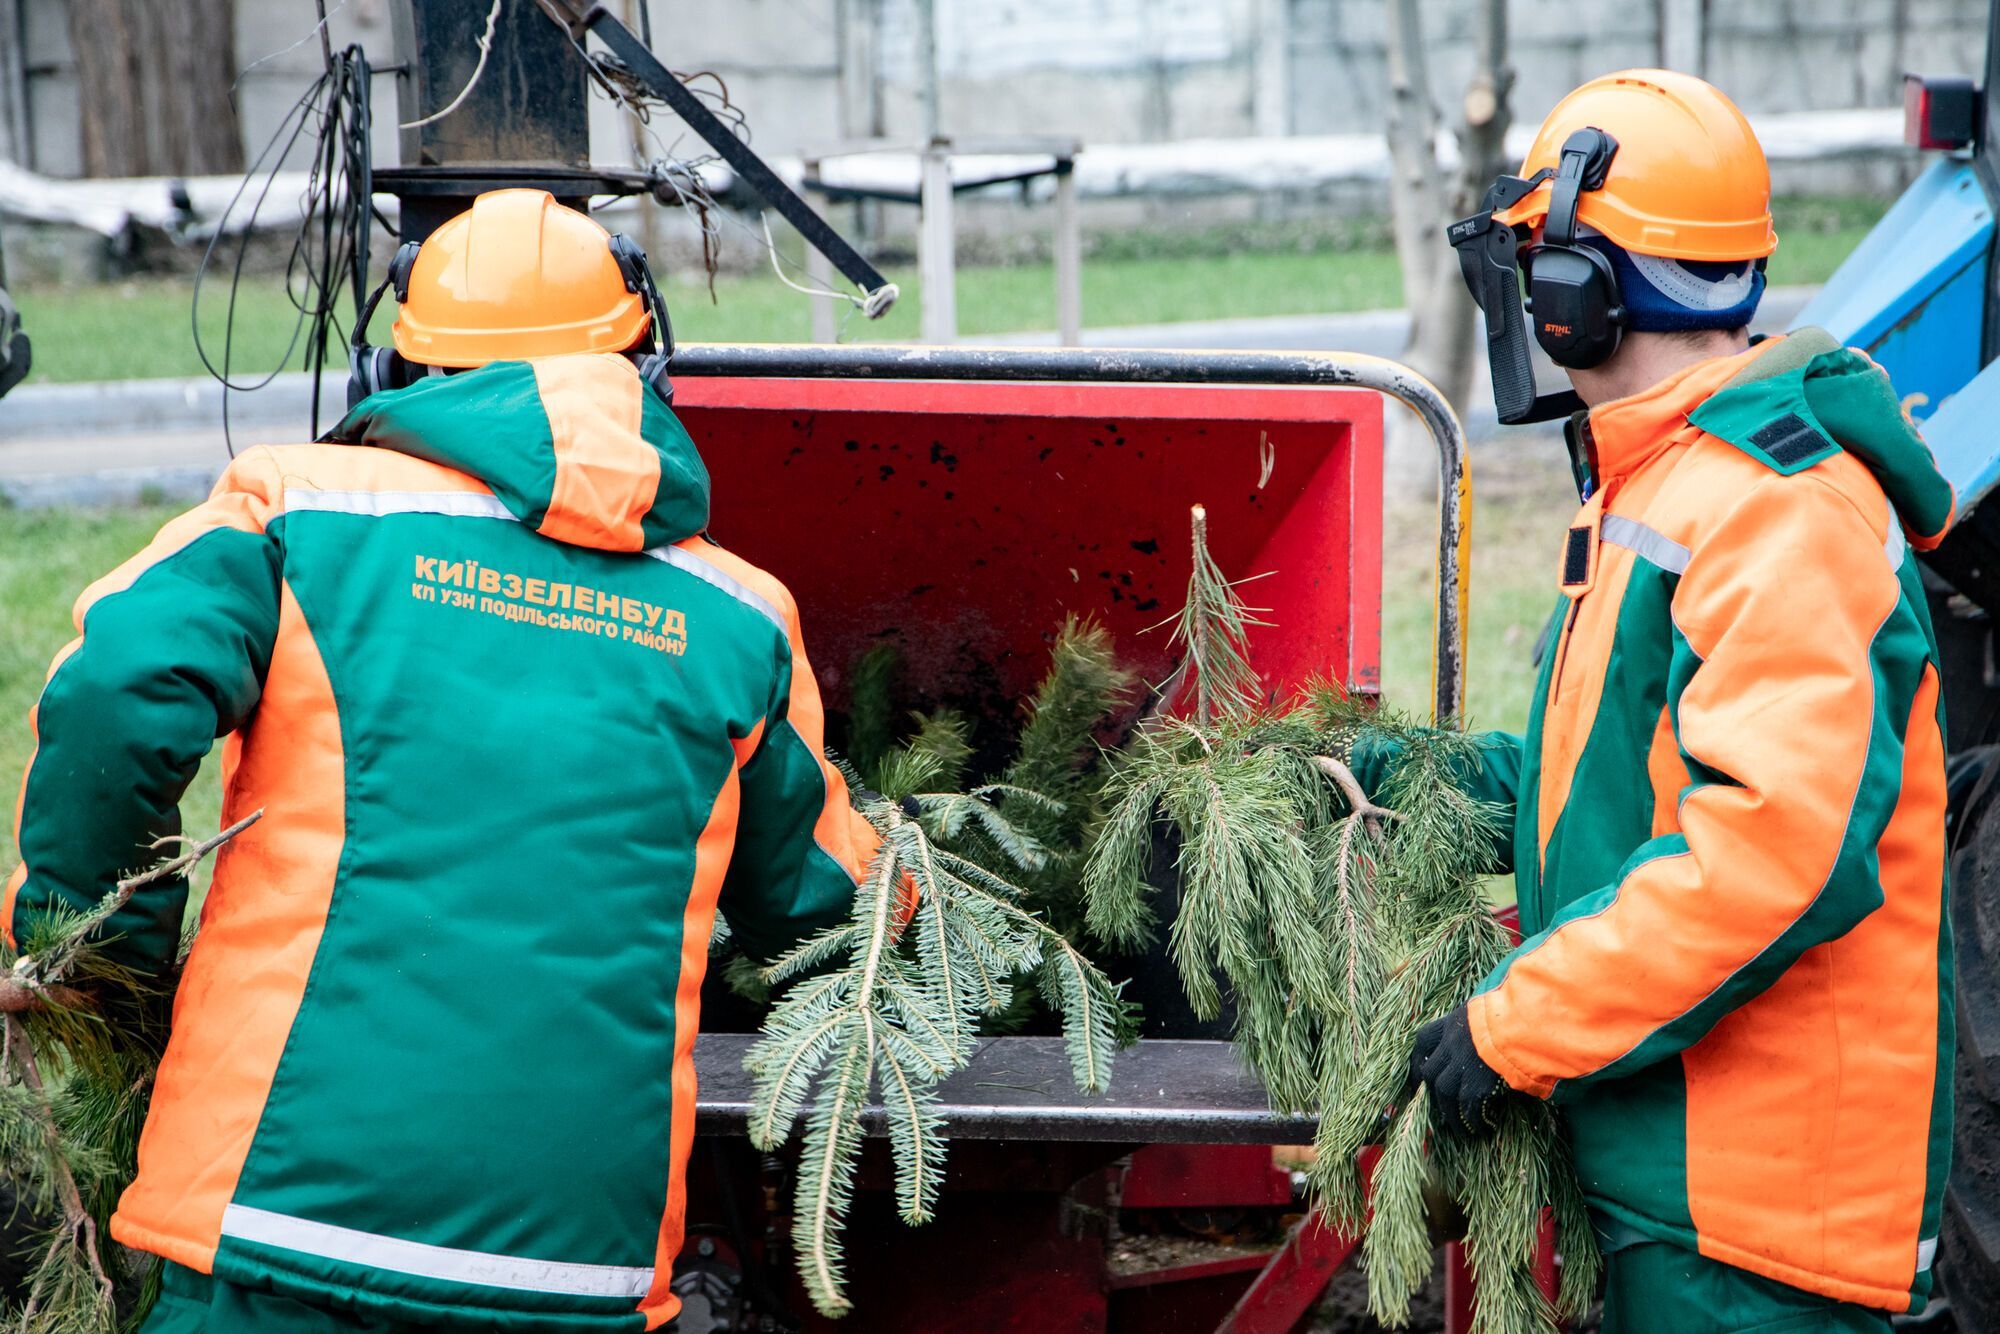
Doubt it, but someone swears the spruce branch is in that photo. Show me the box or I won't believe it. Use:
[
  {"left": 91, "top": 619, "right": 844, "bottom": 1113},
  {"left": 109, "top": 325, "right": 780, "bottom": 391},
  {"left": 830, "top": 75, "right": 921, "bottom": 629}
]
[
  {"left": 1, "top": 812, "right": 262, "bottom": 1014},
  {"left": 845, "top": 643, "right": 903, "bottom": 790},
  {"left": 747, "top": 779, "right": 1120, "bottom": 1317}
]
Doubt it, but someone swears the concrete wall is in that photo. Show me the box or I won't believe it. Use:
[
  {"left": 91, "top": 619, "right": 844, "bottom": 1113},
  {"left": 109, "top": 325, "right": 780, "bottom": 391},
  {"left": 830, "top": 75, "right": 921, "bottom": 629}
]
[{"left": 3, "top": 0, "right": 1987, "bottom": 181}]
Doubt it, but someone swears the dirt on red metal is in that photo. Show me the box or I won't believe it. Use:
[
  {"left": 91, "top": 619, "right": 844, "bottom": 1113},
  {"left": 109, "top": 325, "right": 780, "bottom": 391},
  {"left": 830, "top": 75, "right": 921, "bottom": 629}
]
[{"left": 1120, "top": 1144, "right": 1295, "bottom": 1212}]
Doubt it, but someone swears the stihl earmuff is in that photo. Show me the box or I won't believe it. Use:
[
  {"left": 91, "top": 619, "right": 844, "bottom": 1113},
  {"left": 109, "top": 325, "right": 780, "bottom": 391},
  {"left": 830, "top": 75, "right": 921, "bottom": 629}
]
[
  {"left": 1447, "top": 126, "right": 1623, "bottom": 424},
  {"left": 345, "top": 231, "right": 677, "bottom": 411},
  {"left": 1521, "top": 129, "right": 1624, "bottom": 371}
]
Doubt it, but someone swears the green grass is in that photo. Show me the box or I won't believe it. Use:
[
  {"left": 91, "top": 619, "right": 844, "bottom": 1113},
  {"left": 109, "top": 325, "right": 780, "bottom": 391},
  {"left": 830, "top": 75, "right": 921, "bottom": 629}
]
[
  {"left": 0, "top": 507, "right": 225, "bottom": 902},
  {"left": 10, "top": 193, "right": 1880, "bottom": 385},
  {"left": 11, "top": 249, "right": 1406, "bottom": 386},
  {"left": 1378, "top": 448, "right": 1574, "bottom": 738}
]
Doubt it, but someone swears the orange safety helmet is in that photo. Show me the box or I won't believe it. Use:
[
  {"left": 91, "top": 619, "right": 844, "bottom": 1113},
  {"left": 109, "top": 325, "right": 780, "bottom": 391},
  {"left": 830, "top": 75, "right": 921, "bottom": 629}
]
[
  {"left": 1494, "top": 69, "right": 1777, "bottom": 262},
  {"left": 391, "top": 189, "right": 654, "bottom": 367}
]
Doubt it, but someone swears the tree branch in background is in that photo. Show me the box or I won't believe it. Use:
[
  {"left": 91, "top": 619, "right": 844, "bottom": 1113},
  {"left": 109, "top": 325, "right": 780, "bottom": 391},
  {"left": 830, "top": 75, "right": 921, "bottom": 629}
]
[
  {"left": 1382, "top": 0, "right": 1448, "bottom": 327},
  {"left": 1408, "top": 0, "right": 1515, "bottom": 413}
]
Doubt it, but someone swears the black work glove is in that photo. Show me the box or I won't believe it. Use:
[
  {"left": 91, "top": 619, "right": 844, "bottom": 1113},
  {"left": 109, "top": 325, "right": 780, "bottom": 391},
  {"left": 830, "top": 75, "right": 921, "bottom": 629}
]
[{"left": 1409, "top": 1005, "right": 1512, "bottom": 1139}]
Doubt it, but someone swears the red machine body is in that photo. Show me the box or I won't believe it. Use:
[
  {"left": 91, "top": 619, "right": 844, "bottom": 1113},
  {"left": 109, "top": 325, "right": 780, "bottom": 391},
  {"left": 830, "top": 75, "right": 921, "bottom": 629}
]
[
  {"left": 674, "top": 375, "right": 1384, "bottom": 711},
  {"left": 668, "top": 362, "right": 1530, "bottom": 1333}
]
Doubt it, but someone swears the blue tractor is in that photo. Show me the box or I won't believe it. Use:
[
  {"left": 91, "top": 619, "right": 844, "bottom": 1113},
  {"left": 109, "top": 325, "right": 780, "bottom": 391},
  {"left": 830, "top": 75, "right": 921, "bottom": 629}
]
[{"left": 1803, "top": 43, "right": 2000, "bottom": 1331}]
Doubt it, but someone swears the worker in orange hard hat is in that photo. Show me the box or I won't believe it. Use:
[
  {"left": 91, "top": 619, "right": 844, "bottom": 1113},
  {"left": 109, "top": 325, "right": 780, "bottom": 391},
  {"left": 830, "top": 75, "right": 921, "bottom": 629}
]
[
  {"left": 347, "top": 186, "right": 675, "bottom": 405},
  {"left": 7, "top": 188, "right": 898, "bottom": 1332},
  {"left": 1389, "top": 71, "right": 1956, "bottom": 1331}
]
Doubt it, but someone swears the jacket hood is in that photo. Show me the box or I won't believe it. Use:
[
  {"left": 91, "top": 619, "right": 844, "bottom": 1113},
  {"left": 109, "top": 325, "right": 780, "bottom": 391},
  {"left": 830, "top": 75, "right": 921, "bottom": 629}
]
[
  {"left": 1689, "top": 328, "right": 1957, "bottom": 550},
  {"left": 326, "top": 353, "right": 709, "bottom": 552}
]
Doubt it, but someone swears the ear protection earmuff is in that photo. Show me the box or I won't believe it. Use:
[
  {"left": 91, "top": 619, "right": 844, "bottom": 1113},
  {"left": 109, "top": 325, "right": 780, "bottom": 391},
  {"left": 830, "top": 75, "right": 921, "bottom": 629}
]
[
  {"left": 345, "top": 241, "right": 423, "bottom": 410},
  {"left": 608, "top": 232, "right": 676, "bottom": 406},
  {"left": 1520, "top": 128, "right": 1624, "bottom": 371},
  {"left": 1448, "top": 126, "right": 1626, "bottom": 423},
  {"left": 346, "top": 231, "right": 676, "bottom": 411}
]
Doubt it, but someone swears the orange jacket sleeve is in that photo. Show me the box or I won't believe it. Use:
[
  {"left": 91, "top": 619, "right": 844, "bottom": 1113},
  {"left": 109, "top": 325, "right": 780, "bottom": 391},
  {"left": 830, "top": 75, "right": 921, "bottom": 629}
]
[{"left": 1468, "top": 472, "right": 1933, "bottom": 1098}]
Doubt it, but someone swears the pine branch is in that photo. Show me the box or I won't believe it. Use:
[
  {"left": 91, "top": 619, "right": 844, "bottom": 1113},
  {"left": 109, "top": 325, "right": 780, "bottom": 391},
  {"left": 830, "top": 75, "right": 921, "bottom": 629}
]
[
  {"left": 1, "top": 811, "right": 262, "bottom": 1014},
  {"left": 1363, "top": 1086, "right": 1437, "bottom": 1326},
  {"left": 1172, "top": 504, "right": 1269, "bottom": 725},
  {"left": 1079, "top": 507, "right": 1596, "bottom": 1332}
]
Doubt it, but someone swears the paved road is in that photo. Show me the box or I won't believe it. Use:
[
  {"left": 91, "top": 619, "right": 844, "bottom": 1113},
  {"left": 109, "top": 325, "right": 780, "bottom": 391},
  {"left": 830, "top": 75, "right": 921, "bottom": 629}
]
[{"left": 0, "top": 288, "right": 1817, "bottom": 507}]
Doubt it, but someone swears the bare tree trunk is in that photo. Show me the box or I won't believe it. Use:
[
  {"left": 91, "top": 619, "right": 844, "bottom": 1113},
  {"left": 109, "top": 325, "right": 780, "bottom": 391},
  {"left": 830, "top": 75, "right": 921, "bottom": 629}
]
[
  {"left": 1407, "top": 0, "right": 1513, "bottom": 411},
  {"left": 1384, "top": 0, "right": 1514, "bottom": 497},
  {"left": 65, "top": 0, "right": 243, "bottom": 177},
  {"left": 1382, "top": 0, "right": 1445, "bottom": 324}
]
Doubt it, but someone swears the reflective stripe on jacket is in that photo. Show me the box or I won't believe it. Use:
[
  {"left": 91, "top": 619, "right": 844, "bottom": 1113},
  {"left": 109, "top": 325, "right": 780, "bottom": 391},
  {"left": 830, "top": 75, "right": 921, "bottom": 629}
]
[
  {"left": 1468, "top": 331, "right": 1956, "bottom": 1313},
  {"left": 3, "top": 354, "right": 878, "bottom": 1331}
]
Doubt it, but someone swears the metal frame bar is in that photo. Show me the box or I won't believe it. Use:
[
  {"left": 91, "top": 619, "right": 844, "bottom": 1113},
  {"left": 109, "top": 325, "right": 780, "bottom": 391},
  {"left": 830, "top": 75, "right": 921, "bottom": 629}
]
[
  {"left": 1213, "top": 1214, "right": 1360, "bottom": 1333},
  {"left": 671, "top": 342, "right": 1471, "bottom": 720},
  {"left": 535, "top": 0, "right": 896, "bottom": 308},
  {"left": 799, "top": 148, "right": 1086, "bottom": 347}
]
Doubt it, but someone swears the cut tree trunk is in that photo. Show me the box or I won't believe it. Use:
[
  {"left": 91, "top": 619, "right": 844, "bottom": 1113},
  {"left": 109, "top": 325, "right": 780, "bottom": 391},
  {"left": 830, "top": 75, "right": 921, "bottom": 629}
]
[{"left": 65, "top": 0, "right": 244, "bottom": 178}]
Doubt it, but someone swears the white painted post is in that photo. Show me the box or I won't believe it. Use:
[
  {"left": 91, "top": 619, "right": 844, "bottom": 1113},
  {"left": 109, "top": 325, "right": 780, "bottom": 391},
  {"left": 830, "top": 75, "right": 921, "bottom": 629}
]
[
  {"left": 0, "top": 0, "right": 30, "bottom": 168},
  {"left": 919, "top": 141, "right": 957, "bottom": 344},
  {"left": 1659, "top": 0, "right": 1706, "bottom": 76},
  {"left": 1053, "top": 161, "right": 1082, "bottom": 347},
  {"left": 1251, "top": 0, "right": 1291, "bottom": 139},
  {"left": 806, "top": 231, "right": 837, "bottom": 344}
]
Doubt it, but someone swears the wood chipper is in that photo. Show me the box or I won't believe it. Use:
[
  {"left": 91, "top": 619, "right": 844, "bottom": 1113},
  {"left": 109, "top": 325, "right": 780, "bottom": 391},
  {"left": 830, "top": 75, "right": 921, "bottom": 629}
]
[
  {"left": 52, "top": 1, "right": 1508, "bottom": 1328},
  {"left": 655, "top": 342, "right": 1478, "bottom": 1333}
]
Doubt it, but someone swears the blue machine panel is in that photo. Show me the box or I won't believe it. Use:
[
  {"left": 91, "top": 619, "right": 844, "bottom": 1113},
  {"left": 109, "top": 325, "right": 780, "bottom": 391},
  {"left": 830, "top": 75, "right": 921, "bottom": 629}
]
[
  {"left": 1794, "top": 159, "right": 1992, "bottom": 427},
  {"left": 1923, "top": 355, "right": 2000, "bottom": 514},
  {"left": 1795, "top": 158, "right": 1997, "bottom": 510}
]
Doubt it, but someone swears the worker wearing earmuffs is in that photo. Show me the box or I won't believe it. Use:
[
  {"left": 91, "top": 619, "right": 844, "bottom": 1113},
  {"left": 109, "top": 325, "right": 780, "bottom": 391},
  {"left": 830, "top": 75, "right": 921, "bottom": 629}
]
[
  {"left": 4, "top": 188, "right": 893, "bottom": 1332},
  {"left": 1393, "top": 72, "right": 1956, "bottom": 1332}
]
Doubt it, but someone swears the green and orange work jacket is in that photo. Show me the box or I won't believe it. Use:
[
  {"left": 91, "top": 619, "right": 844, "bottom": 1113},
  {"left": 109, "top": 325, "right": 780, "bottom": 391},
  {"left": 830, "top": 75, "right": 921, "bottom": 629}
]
[
  {"left": 3, "top": 354, "right": 881, "bottom": 1330},
  {"left": 1441, "top": 331, "right": 1956, "bottom": 1312}
]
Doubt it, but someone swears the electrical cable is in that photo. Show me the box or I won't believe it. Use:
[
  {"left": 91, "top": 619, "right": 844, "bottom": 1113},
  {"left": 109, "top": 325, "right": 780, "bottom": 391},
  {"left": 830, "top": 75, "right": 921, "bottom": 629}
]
[
  {"left": 401, "top": 0, "right": 500, "bottom": 129},
  {"left": 232, "top": 0, "right": 350, "bottom": 90},
  {"left": 192, "top": 19, "right": 376, "bottom": 453}
]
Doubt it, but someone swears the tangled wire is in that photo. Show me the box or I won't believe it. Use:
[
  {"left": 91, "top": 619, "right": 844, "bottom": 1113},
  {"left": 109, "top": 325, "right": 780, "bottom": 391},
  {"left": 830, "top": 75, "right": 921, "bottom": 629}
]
[{"left": 191, "top": 37, "right": 378, "bottom": 449}]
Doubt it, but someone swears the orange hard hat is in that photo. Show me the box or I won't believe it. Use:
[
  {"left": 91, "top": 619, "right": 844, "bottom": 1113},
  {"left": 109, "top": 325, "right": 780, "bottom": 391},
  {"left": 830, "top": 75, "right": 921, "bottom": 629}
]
[
  {"left": 392, "top": 189, "right": 652, "bottom": 367},
  {"left": 1494, "top": 70, "right": 1776, "bottom": 262}
]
